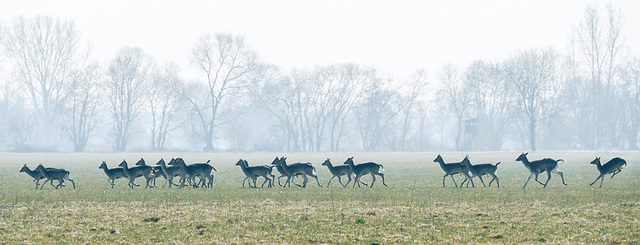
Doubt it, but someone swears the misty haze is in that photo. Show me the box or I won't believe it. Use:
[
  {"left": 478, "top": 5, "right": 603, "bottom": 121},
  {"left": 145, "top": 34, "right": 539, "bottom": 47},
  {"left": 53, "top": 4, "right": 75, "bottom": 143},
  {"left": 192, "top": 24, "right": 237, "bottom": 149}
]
[{"left": 0, "top": 2, "right": 638, "bottom": 153}]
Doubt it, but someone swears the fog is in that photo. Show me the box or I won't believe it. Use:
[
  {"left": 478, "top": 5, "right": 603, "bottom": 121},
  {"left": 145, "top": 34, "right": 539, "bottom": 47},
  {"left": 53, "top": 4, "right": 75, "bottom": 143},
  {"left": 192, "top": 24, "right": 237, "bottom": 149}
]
[{"left": 0, "top": 2, "right": 639, "bottom": 152}]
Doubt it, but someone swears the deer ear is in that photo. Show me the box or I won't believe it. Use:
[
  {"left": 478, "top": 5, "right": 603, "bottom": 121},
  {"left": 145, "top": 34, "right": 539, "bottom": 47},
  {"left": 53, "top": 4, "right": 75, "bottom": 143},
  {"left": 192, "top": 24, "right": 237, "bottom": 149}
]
[{"left": 524, "top": 152, "right": 528, "bottom": 156}]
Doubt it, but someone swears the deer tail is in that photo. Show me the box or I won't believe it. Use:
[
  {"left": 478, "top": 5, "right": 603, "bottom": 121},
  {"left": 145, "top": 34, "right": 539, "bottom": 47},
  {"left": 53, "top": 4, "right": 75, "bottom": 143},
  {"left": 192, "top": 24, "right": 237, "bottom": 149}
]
[{"left": 557, "top": 159, "right": 565, "bottom": 163}]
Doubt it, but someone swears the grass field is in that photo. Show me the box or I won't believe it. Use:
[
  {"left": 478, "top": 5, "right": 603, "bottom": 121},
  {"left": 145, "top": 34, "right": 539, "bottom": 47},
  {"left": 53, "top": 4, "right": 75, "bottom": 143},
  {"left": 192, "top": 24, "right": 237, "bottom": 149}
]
[{"left": 1, "top": 151, "right": 639, "bottom": 244}]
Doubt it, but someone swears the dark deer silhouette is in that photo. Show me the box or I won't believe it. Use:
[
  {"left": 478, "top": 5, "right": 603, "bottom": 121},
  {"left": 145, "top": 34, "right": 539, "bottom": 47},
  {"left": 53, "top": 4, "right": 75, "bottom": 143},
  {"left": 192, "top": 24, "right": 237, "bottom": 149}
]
[
  {"left": 236, "top": 159, "right": 275, "bottom": 188},
  {"left": 433, "top": 155, "right": 472, "bottom": 187},
  {"left": 516, "top": 152, "right": 567, "bottom": 188},
  {"left": 460, "top": 157, "right": 500, "bottom": 188},
  {"left": 99, "top": 161, "right": 126, "bottom": 188},
  {"left": 343, "top": 157, "right": 386, "bottom": 188},
  {"left": 589, "top": 157, "right": 626, "bottom": 188}
]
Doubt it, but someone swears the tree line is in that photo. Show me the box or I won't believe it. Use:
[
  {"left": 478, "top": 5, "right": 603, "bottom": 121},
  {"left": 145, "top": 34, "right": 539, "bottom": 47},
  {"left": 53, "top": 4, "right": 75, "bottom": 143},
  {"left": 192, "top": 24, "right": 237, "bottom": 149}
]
[{"left": 0, "top": 4, "right": 638, "bottom": 152}]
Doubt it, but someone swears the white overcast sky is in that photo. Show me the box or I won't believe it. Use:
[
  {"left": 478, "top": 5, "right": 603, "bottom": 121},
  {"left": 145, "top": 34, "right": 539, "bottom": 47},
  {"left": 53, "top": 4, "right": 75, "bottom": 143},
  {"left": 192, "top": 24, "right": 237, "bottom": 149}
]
[{"left": 1, "top": 0, "right": 639, "bottom": 78}]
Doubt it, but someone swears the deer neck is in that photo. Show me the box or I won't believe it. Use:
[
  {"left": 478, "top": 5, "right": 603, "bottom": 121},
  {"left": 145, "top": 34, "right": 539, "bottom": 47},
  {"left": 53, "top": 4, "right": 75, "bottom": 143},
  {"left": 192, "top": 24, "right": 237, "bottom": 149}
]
[
  {"left": 101, "top": 167, "right": 111, "bottom": 175},
  {"left": 324, "top": 162, "right": 334, "bottom": 170},
  {"left": 595, "top": 162, "right": 604, "bottom": 172},
  {"left": 159, "top": 161, "right": 169, "bottom": 172},
  {"left": 26, "top": 168, "right": 40, "bottom": 178},
  {"left": 238, "top": 162, "right": 249, "bottom": 173}
]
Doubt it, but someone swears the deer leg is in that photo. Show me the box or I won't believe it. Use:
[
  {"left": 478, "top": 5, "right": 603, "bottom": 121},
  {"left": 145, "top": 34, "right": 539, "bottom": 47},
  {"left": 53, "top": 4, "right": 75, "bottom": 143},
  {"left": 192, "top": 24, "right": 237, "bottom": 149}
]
[
  {"left": 523, "top": 173, "right": 534, "bottom": 188},
  {"left": 163, "top": 176, "right": 171, "bottom": 188},
  {"left": 478, "top": 175, "right": 487, "bottom": 188},
  {"left": 464, "top": 174, "right": 474, "bottom": 188},
  {"left": 292, "top": 174, "right": 303, "bottom": 187},
  {"left": 599, "top": 175, "right": 605, "bottom": 188},
  {"left": 343, "top": 174, "right": 352, "bottom": 188},
  {"left": 543, "top": 171, "right": 552, "bottom": 188},
  {"left": 370, "top": 174, "right": 376, "bottom": 188},
  {"left": 66, "top": 176, "right": 75, "bottom": 189},
  {"left": 284, "top": 176, "right": 292, "bottom": 188},
  {"left": 39, "top": 179, "right": 48, "bottom": 189},
  {"left": 611, "top": 170, "right": 621, "bottom": 178},
  {"left": 354, "top": 175, "right": 360, "bottom": 188},
  {"left": 337, "top": 176, "right": 345, "bottom": 187},
  {"left": 52, "top": 179, "right": 63, "bottom": 188},
  {"left": 261, "top": 176, "right": 269, "bottom": 188},
  {"left": 278, "top": 175, "right": 286, "bottom": 187},
  {"left": 377, "top": 173, "right": 387, "bottom": 187},
  {"left": 552, "top": 167, "right": 567, "bottom": 186},
  {"left": 532, "top": 172, "right": 545, "bottom": 186},
  {"left": 590, "top": 175, "right": 603, "bottom": 186},
  {"left": 488, "top": 174, "right": 499, "bottom": 188},
  {"left": 302, "top": 174, "right": 309, "bottom": 188},
  {"left": 327, "top": 176, "right": 336, "bottom": 187}
]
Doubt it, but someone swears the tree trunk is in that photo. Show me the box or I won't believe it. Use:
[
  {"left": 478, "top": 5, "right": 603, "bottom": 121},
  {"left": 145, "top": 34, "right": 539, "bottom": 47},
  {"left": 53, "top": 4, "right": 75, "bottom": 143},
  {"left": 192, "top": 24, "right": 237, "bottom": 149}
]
[{"left": 529, "top": 116, "right": 537, "bottom": 151}]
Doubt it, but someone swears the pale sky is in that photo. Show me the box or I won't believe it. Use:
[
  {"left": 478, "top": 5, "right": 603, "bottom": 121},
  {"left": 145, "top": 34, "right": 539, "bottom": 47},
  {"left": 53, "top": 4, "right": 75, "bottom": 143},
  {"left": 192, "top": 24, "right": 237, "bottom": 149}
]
[{"left": 1, "top": 0, "right": 639, "bottom": 78}]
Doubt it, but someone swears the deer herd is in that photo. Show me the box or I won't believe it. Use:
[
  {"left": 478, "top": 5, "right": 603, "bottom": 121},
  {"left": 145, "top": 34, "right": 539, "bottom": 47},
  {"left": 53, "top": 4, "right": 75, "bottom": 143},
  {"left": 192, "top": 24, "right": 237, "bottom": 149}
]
[{"left": 19, "top": 153, "right": 627, "bottom": 190}]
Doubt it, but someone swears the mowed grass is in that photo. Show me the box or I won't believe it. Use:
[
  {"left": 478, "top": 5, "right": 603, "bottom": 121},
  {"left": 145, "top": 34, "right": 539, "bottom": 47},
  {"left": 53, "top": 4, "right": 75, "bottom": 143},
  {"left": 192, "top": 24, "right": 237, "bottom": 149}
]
[{"left": 0, "top": 151, "right": 639, "bottom": 244}]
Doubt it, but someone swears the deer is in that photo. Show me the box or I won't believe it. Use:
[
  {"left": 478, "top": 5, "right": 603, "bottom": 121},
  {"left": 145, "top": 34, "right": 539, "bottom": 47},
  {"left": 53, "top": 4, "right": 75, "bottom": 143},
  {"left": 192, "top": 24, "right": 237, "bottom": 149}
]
[
  {"left": 134, "top": 158, "right": 162, "bottom": 187},
  {"left": 460, "top": 156, "right": 500, "bottom": 188},
  {"left": 271, "top": 157, "right": 322, "bottom": 188},
  {"left": 433, "top": 154, "right": 473, "bottom": 188},
  {"left": 589, "top": 157, "right": 626, "bottom": 188},
  {"left": 35, "top": 164, "right": 75, "bottom": 189},
  {"left": 516, "top": 152, "right": 567, "bottom": 188},
  {"left": 169, "top": 158, "right": 216, "bottom": 188},
  {"left": 343, "top": 157, "right": 387, "bottom": 188},
  {"left": 118, "top": 159, "right": 154, "bottom": 188},
  {"left": 272, "top": 157, "right": 303, "bottom": 187},
  {"left": 20, "top": 164, "right": 48, "bottom": 189},
  {"left": 235, "top": 159, "right": 275, "bottom": 188},
  {"left": 321, "top": 158, "right": 367, "bottom": 187},
  {"left": 155, "top": 158, "right": 183, "bottom": 188},
  {"left": 99, "top": 161, "right": 127, "bottom": 188}
]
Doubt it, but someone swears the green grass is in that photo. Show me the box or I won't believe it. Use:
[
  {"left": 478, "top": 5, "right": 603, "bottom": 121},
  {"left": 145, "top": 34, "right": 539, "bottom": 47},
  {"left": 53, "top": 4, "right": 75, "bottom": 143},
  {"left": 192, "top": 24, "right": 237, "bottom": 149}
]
[{"left": 0, "top": 151, "right": 639, "bottom": 243}]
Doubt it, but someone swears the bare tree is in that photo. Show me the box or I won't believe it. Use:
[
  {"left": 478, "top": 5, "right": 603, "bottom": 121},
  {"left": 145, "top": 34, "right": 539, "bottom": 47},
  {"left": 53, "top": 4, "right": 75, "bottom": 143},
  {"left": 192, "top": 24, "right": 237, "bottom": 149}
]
[
  {"left": 437, "top": 63, "right": 469, "bottom": 151},
  {"left": 149, "top": 63, "right": 184, "bottom": 151},
  {"left": 63, "top": 62, "right": 101, "bottom": 152},
  {"left": 1, "top": 15, "right": 83, "bottom": 145},
  {"left": 504, "top": 48, "right": 564, "bottom": 151},
  {"left": 618, "top": 57, "right": 640, "bottom": 149},
  {"left": 397, "top": 69, "right": 428, "bottom": 151},
  {"left": 356, "top": 75, "right": 407, "bottom": 151},
  {"left": 464, "top": 60, "right": 515, "bottom": 150},
  {"left": 106, "top": 47, "right": 154, "bottom": 151},
  {"left": 182, "top": 33, "right": 256, "bottom": 151},
  {"left": 571, "top": 3, "right": 625, "bottom": 149}
]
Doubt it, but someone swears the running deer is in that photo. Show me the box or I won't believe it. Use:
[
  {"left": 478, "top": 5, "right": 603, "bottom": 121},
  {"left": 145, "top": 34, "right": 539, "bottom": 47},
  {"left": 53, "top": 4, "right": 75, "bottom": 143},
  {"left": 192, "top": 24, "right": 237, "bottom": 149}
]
[
  {"left": 118, "top": 159, "right": 154, "bottom": 188},
  {"left": 272, "top": 157, "right": 302, "bottom": 187},
  {"left": 99, "top": 161, "right": 127, "bottom": 188},
  {"left": 589, "top": 157, "right": 626, "bottom": 188},
  {"left": 35, "top": 164, "right": 75, "bottom": 189},
  {"left": 169, "top": 158, "right": 216, "bottom": 188},
  {"left": 433, "top": 154, "right": 473, "bottom": 187},
  {"left": 516, "top": 152, "right": 567, "bottom": 188},
  {"left": 272, "top": 157, "right": 322, "bottom": 188},
  {"left": 321, "top": 158, "right": 367, "bottom": 187},
  {"left": 343, "top": 157, "right": 387, "bottom": 188},
  {"left": 134, "top": 158, "right": 161, "bottom": 187},
  {"left": 20, "top": 164, "right": 47, "bottom": 189},
  {"left": 235, "top": 159, "right": 275, "bottom": 188},
  {"left": 155, "top": 158, "right": 182, "bottom": 188},
  {"left": 460, "top": 157, "right": 500, "bottom": 188}
]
